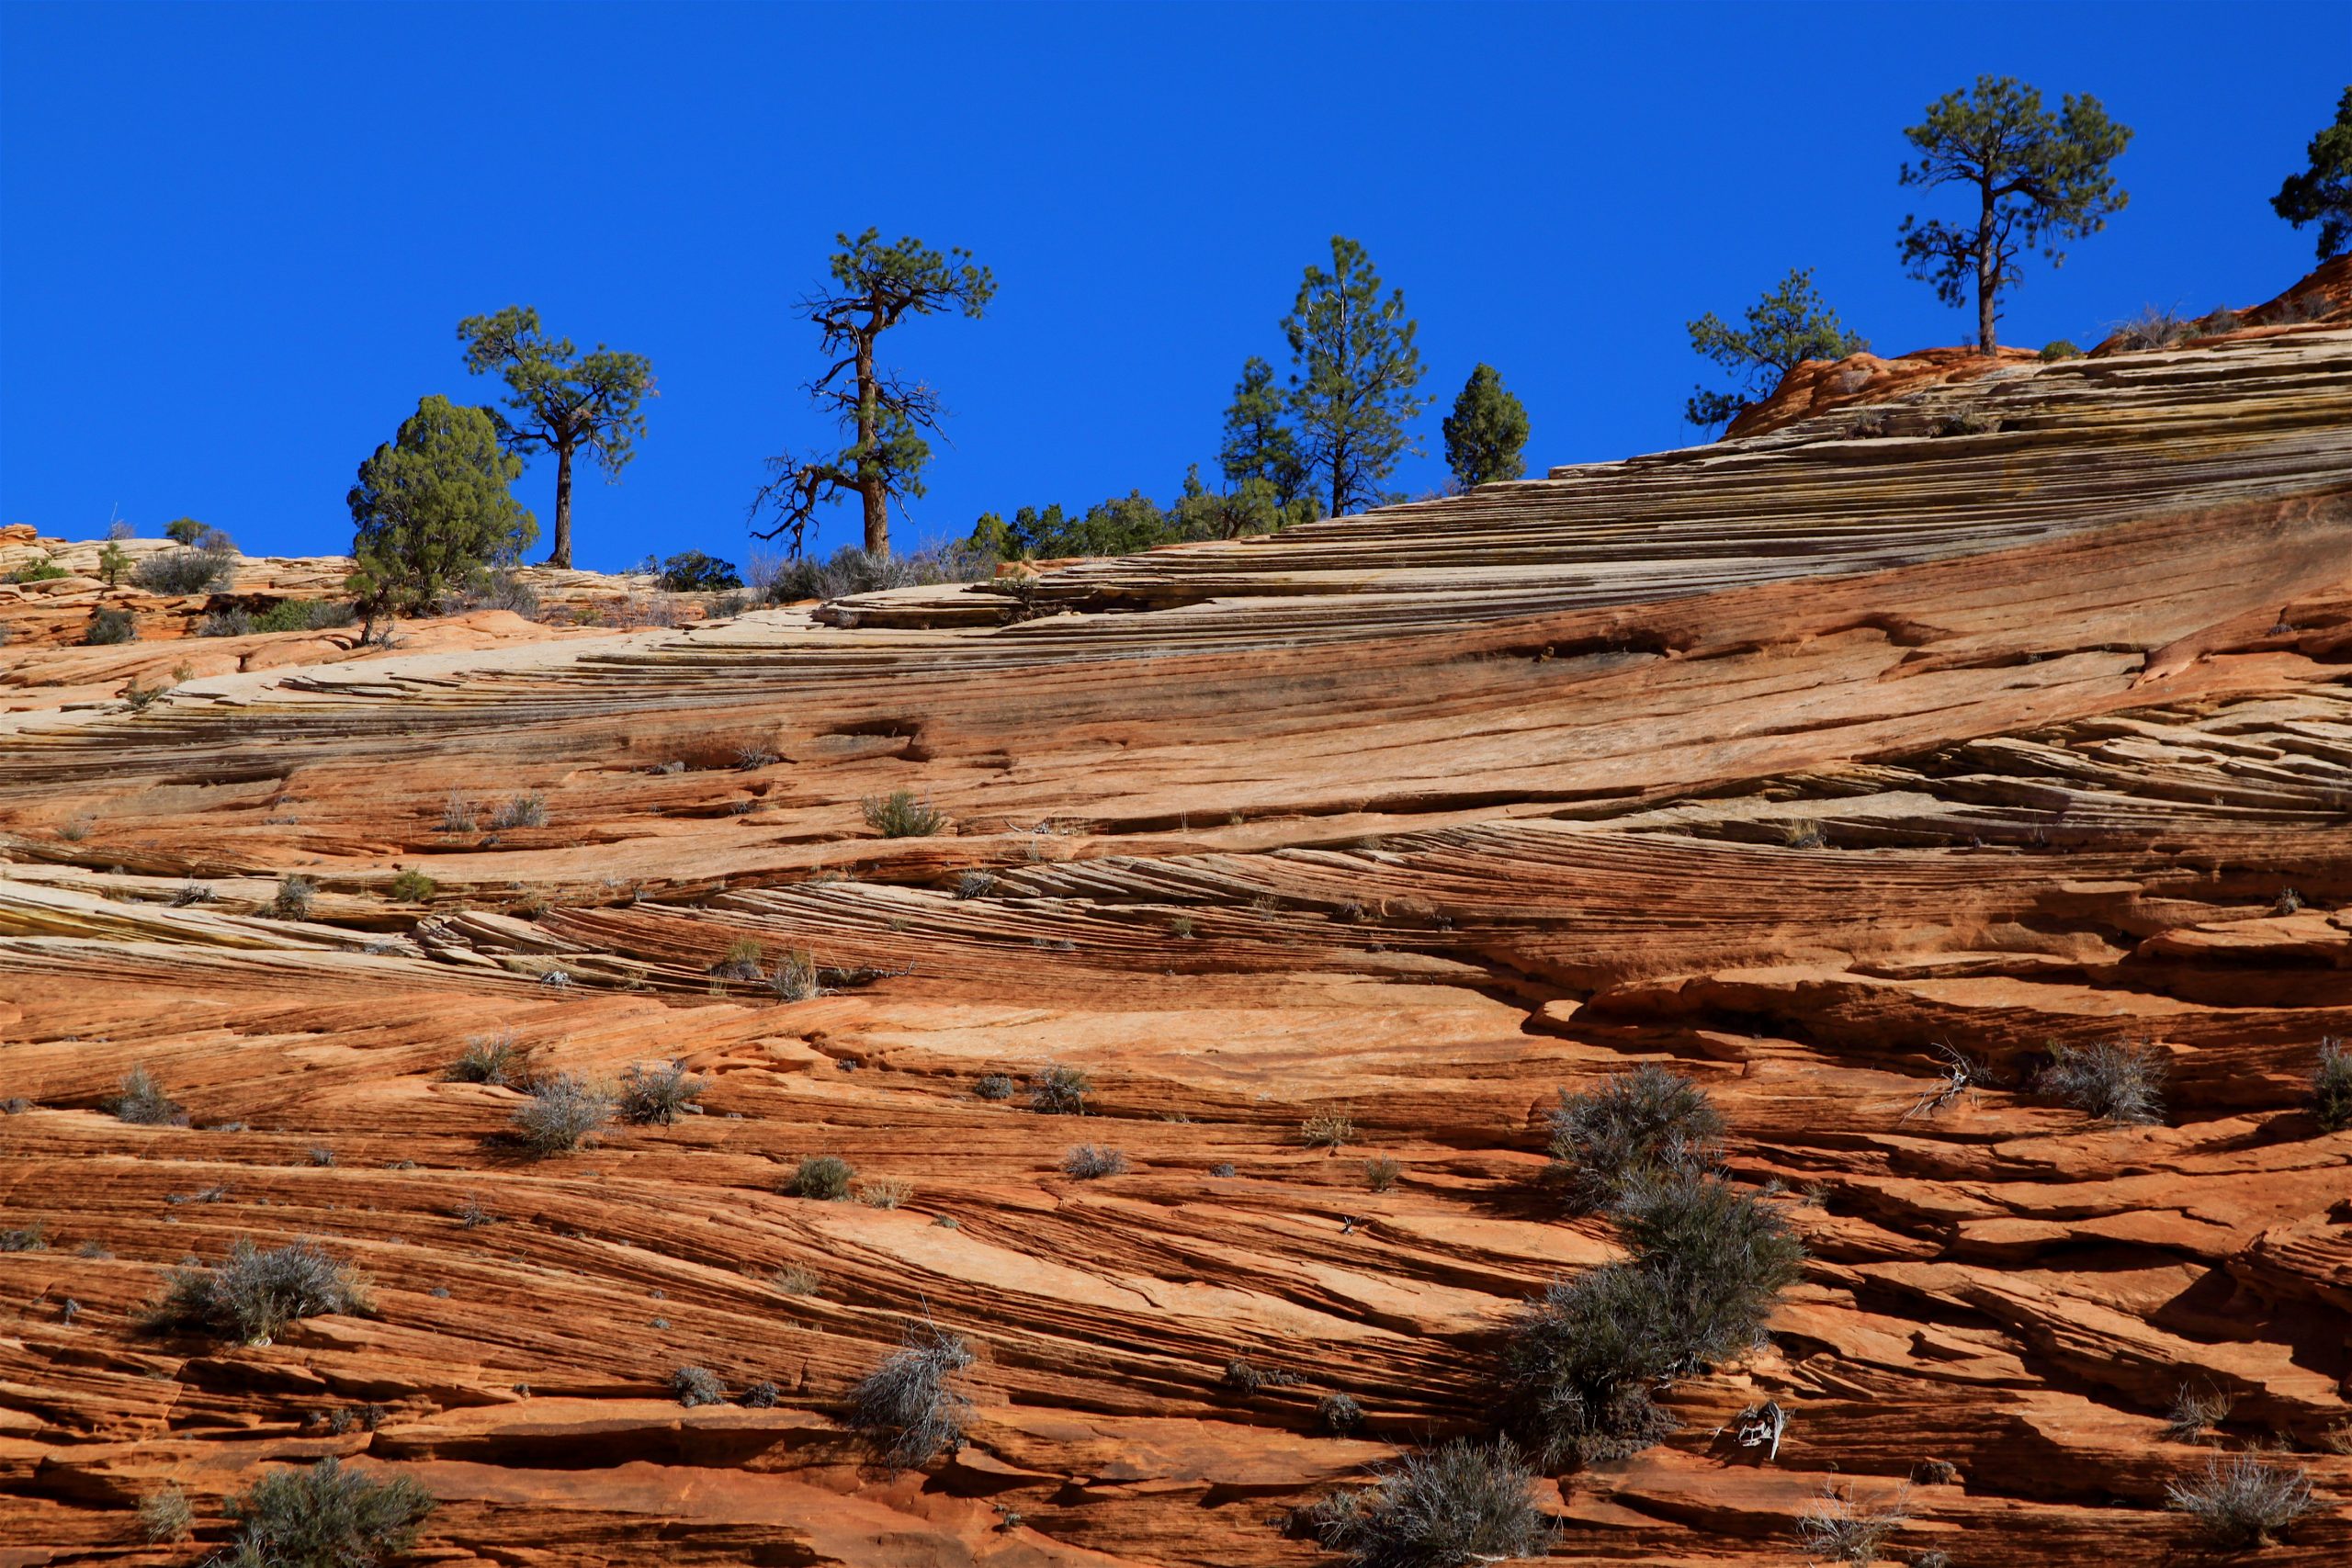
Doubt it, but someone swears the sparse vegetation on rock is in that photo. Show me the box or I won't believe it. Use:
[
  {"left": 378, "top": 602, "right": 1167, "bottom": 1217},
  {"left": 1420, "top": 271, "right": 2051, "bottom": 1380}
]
[
  {"left": 1309, "top": 1438, "right": 1552, "bottom": 1568},
  {"left": 1061, "top": 1145, "right": 1129, "bottom": 1179},
  {"left": 1546, "top": 1064, "right": 1724, "bottom": 1212},
  {"left": 787, "top": 1155, "right": 856, "bottom": 1200},
  {"left": 2039, "top": 1039, "right": 2167, "bottom": 1124},
  {"left": 862, "top": 788, "right": 948, "bottom": 837},
  {"left": 109, "top": 1066, "right": 183, "bottom": 1126},
  {"left": 618, "top": 1059, "right": 704, "bottom": 1124},
  {"left": 1030, "top": 1065, "right": 1091, "bottom": 1114},
  {"left": 2165, "top": 1450, "right": 2315, "bottom": 1550},
  {"left": 143, "top": 1237, "right": 370, "bottom": 1341},
  {"left": 218, "top": 1456, "right": 433, "bottom": 1568},
  {"left": 510, "top": 1074, "right": 614, "bottom": 1155},
  {"left": 849, "top": 1322, "right": 974, "bottom": 1470}
]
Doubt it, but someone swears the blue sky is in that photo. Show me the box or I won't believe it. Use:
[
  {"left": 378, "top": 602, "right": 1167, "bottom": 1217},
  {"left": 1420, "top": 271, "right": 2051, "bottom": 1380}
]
[{"left": 2, "top": 1, "right": 2343, "bottom": 569}]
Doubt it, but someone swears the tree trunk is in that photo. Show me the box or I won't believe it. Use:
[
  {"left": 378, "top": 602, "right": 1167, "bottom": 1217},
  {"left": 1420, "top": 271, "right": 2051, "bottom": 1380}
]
[
  {"left": 548, "top": 439, "right": 574, "bottom": 569},
  {"left": 1976, "top": 176, "right": 1998, "bottom": 355},
  {"left": 855, "top": 335, "right": 888, "bottom": 557}
]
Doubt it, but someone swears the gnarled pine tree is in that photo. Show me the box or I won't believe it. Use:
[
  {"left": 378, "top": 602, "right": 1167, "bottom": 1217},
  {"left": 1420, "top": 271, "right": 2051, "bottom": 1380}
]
[
  {"left": 1897, "top": 76, "right": 2132, "bottom": 354},
  {"left": 751, "top": 230, "right": 995, "bottom": 558},
  {"left": 1684, "top": 269, "right": 1867, "bottom": 430},
  {"left": 457, "top": 308, "right": 652, "bottom": 570},
  {"left": 2271, "top": 85, "right": 2352, "bottom": 262}
]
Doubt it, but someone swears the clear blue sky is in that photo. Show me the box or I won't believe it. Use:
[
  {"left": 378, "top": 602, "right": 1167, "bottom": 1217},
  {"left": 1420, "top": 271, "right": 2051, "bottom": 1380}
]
[{"left": 2, "top": 1, "right": 2343, "bottom": 569}]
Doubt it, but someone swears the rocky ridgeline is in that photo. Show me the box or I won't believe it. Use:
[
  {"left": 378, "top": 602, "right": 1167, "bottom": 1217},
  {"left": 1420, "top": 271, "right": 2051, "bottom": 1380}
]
[{"left": 0, "top": 287, "right": 2346, "bottom": 1564}]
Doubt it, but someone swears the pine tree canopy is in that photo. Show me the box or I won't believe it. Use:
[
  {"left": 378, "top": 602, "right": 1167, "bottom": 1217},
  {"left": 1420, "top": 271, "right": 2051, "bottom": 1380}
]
[
  {"left": 1896, "top": 75, "right": 2131, "bottom": 352},
  {"left": 2272, "top": 85, "right": 2352, "bottom": 262},
  {"left": 1282, "top": 236, "right": 1429, "bottom": 517},
  {"left": 346, "top": 395, "right": 535, "bottom": 618},
  {"left": 1442, "top": 364, "right": 1530, "bottom": 488},
  {"left": 1684, "top": 269, "right": 1868, "bottom": 429}
]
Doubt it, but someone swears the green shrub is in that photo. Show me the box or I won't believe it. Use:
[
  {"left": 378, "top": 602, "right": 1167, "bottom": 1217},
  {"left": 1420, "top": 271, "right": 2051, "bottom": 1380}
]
[
  {"left": 1061, "top": 1145, "right": 1129, "bottom": 1179},
  {"left": 253, "top": 598, "right": 358, "bottom": 634},
  {"left": 1499, "top": 1262, "right": 1679, "bottom": 1465},
  {"left": 198, "top": 607, "right": 255, "bottom": 637},
  {"left": 1309, "top": 1438, "right": 1552, "bottom": 1568},
  {"left": 2165, "top": 1451, "right": 2315, "bottom": 1550},
  {"left": 7, "top": 557, "right": 69, "bottom": 583},
  {"left": 862, "top": 788, "right": 949, "bottom": 838},
  {"left": 143, "top": 1238, "right": 371, "bottom": 1341},
  {"left": 449, "top": 1032, "right": 524, "bottom": 1086},
  {"left": 1545, "top": 1064, "right": 1724, "bottom": 1212},
  {"left": 708, "top": 937, "right": 765, "bottom": 981},
  {"left": 654, "top": 549, "right": 742, "bottom": 592},
  {"left": 84, "top": 607, "right": 138, "bottom": 645},
  {"left": 1611, "top": 1169, "right": 1804, "bottom": 1372},
  {"left": 218, "top": 1457, "right": 432, "bottom": 1567},
  {"left": 787, "top": 1155, "right": 856, "bottom": 1200},
  {"left": 164, "top": 517, "right": 207, "bottom": 545},
  {"left": 619, "top": 1059, "right": 705, "bottom": 1125},
  {"left": 849, "top": 1324, "right": 973, "bottom": 1470},
  {"left": 109, "top": 1065, "right": 184, "bottom": 1126},
  {"left": 2039, "top": 1040, "right": 2167, "bottom": 1124},
  {"left": 2039, "top": 338, "right": 2083, "bottom": 361},
  {"left": 386, "top": 869, "right": 435, "bottom": 903},
  {"left": 509, "top": 1074, "right": 613, "bottom": 1155},
  {"left": 1030, "top": 1065, "right": 1091, "bottom": 1114},
  {"left": 2313, "top": 1037, "right": 2350, "bottom": 1133}
]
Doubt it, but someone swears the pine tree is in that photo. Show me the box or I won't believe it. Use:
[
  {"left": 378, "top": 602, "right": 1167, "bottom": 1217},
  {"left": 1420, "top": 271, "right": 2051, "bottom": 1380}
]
[
  {"left": 752, "top": 230, "right": 995, "bottom": 558},
  {"left": 2272, "top": 86, "right": 2352, "bottom": 262},
  {"left": 346, "top": 396, "right": 535, "bottom": 623},
  {"left": 1897, "top": 76, "right": 2132, "bottom": 353},
  {"left": 1442, "top": 365, "right": 1530, "bottom": 488},
  {"left": 1218, "top": 356, "right": 1306, "bottom": 505},
  {"left": 1283, "top": 237, "right": 1429, "bottom": 516},
  {"left": 1684, "top": 269, "right": 1868, "bottom": 429},
  {"left": 457, "top": 308, "right": 653, "bottom": 570}
]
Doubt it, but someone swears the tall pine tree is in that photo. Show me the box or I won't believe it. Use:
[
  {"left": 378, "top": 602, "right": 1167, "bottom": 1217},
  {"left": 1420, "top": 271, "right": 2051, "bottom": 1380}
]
[
  {"left": 1218, "top": 356, "right": 1306, "bottom": 506},
  {"left": 1283, "top": 237, "right": 1429, "bottom": 517}
]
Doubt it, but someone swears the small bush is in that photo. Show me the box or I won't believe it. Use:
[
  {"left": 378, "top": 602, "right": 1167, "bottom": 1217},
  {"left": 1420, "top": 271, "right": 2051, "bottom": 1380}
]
[
  {"left": 308, "top": 1146, "right": 335, "bottom": 1167},
  {"left": 771, "top": 950, "right": 820, "bottom": 1002},
  {"left": 1030, "top": 1065, "right": 1091, "bottom": 1115},
  {"left": 386, "top": 869, "right": 436, "bottom": 903},
  {"left": 863, "top": 788, "right": 949, "bottom": 838},
  {"left": 449, "top": 1032, "right": 525, "bottom": 1086},
  {"left": 489, "top": 793, "right": 548, "bottom": 830},
  {"left": 2039, "top": 338, "right": 2083, "bottom": 361},
  {"left": 170, "top": 881, "right": 215, "bottom": 906},
  {"left": 672, "top": 1365, "right": 726, "bottom": 1406},
  {"left": 849, "top": 1323, "right": 974, "bottom": 1470},
  {"left": 1499, "top": 1263, "right": 1678, "bottom": 1465},
  {"left": 144, "top": 1237, "right": 370, "bottom": 1342},
  {"left": 138, "top": 1483, "right": 193, "bottom": 1543},
  {"left": 1, "top": 1222, "right": 46, "bottom": 1252},
  {"left": 85, "top": 607, "right": 138, "bottom": 645},
  {"left": 709, "top": 937, "right": 765, "bottom": 981},
  {"left": 7, "top": 556, "right": 69, "bottom": 582},
  {"left": 741, "top": 1379, "right": 782, "bottom": 1406},
  {"left": 2313, "top": 1037, "right": 2351, "bottom": 1133},
  {"left": 439, "top": 792, "right": 479, "bottom": 834},
  {"left": 1298, "top": 1112, "right": 1354, "bottom": 1149},
  {"left": 1310, "top": 1438, "right": 1552, "bottom": 1568},
  {"left": 1612, "top": 1169, "right": 1804, "bottom": 1372},
  {"left": 2039, "top": 1040, "right": 2167, "bottom": 1125},
  {"left": 131, "top": 544, "right": 236, "bottom": 595},
  {"left": 787, "top": 1155, "right": 856, "bottom": 1200},
  {"left": 2165, "top": 1451, "right": 2315, "bottom": 1550},
  {"left": 771, "top": 1265, "right": 821, "bottom": 1295},
  {"left": 974, "top": 1073, "right": 1015, "bottom": 1101},
  {"left": 164, "top": 517, "right": 206, "bottom": 545},
  {"left": 1318, "top": 1392, "right": 1364, "bottom": 1435},
  {"left": 110, "top": 1065, "right": 183, "bottom": 1126},
  {"left": 655, "top": 549, "right": 742, "bottom": 592},
  {"left": 955, "top": 868, "right": 997, "bottom": 899},
  {"left": 767, "top": 539, "right": 996, "bottom": 604},
  {"left": 1061, "top": 1145, "right": 1129, "bottom": 1179},
  {"left": 1546, "top": 1064, "right": 1724, "bottom": 1212},
  {"left": 219, "top": 1457, "right": 433, "bottom": 1568},
  {"left": 510, "top": 1074, "right": 614, "bottom": 1156},
  {"left": 2165, "top": 1382, "right": 2233, "bottom": 1443},
  {"left": 2111, "top": 306, "right": 2193, "bottom": 351},
  {"left": 1795, "top": 1480, "right": 1909, "bottom": 1565},
  {"left": 1224, "top": 1358, "right": 1273, "bottom": 1393},
  {"left": 858, "top": 1177, "right": 913, "bottom": 1209},
  {"left": 271, "top": 874, "right": 316, "bottom": 920},
  {"left": 253, "top": 598, "right": 356, "bottom": 634},
  {"left": 198, "top": 607, "right": 255, "bottom": 637},
  {"left": 1364, "top": 1156, "right": 1402, "bottom": 1192},
  {"left": 618, "top": 1059, "right": 705, "bottom": 1124},
  {"left": 458, "top": 566, "right": 539, "bottom": 616}
]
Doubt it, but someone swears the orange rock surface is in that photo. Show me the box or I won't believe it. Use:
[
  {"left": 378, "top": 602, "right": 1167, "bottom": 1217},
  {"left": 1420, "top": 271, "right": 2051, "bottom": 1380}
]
[{"left": 1, "top": 325, "right": 2347, "bottom": 1564}]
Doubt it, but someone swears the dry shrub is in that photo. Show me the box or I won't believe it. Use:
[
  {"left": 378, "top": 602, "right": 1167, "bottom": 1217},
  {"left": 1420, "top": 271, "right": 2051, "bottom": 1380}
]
[
  {"left": 671, "top": 1366, "right": 726, "bottom": 1406},
  {"left": 2039, "top": 1040, "right": 2167, "bottom": 1124},
  {"left": 849, "top": 1323, "right": 974, "bottom": 1470},
  {"left": 219, "top": 1457, "right": 432, "bottom": 1567},
  {"left": 2165, "top": 1450, "right": 2315, "bottom": 1550},
  {"left": 1061, "top": 1145, "right": 1129, "bottom": 1179},
  {"left": 510, "top": 1074, "right": 613, "bottom": 1156},
  {"left": 787, "top": 1155, "right": 856, "bottom": 1200},
  {"left": 109, "top": 1065, "right": 184, "bottom": 1126},
  {"left": 1795, "top": 1481, "right": 1909, "bottom": 1564},
  {"left": 1545, "top": 1064, "right": 1724, "bottom": 1212},
  {"left": 143, "top": 1238, "right": 370, "bottom": 1342},
  {"left": 448, "top": 1032, "right": 525, "bottom": 1086},
  {"left": 862, "top": 788, "right": 949, "bottom": 838},
  {"left": 1030, "top": 1065, "right": 1091, "bottom": 1114},
  {"left": 1309, "top": 1438, "right": 1552, "bottom": 1568},
  {"left": 618, "top": 1059, "right": 705, "bottom": 1124}
]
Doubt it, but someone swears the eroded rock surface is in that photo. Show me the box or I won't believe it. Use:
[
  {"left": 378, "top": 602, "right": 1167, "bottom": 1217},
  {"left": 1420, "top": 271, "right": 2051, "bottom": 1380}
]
[{"left": 1, "top": 328, "right": 2347, "bottom": 1564}]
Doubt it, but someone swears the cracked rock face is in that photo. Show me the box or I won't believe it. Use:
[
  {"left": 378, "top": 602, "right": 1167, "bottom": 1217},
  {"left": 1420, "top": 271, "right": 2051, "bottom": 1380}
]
[{"left": 1, "top": 322, "right": 2348, "bottom": 1565}]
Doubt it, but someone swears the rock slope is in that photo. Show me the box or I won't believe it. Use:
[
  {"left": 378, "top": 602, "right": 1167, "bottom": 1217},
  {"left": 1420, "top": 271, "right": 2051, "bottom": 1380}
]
[{"left": 1, "top": 326, "right": 2348, "bottom": 1566}]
